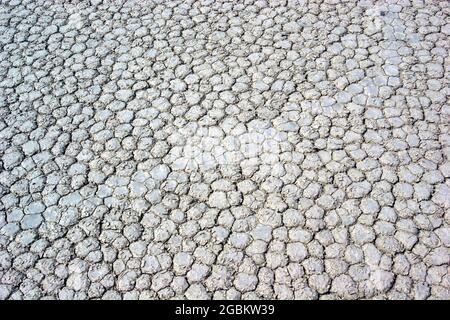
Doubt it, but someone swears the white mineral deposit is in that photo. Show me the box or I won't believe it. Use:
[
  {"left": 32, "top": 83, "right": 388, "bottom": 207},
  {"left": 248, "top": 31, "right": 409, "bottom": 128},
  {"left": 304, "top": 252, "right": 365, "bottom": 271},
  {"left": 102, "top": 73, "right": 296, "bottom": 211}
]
[{"left": 0, "top": 0, "right": 449, "bottom": 300}]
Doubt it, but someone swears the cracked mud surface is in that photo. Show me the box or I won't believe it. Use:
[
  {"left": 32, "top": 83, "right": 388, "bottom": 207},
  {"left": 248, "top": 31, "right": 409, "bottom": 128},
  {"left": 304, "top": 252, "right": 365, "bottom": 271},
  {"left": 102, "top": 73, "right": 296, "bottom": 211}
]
[{"left": 0, "top": 0, "right": 449, "bottom": 300}]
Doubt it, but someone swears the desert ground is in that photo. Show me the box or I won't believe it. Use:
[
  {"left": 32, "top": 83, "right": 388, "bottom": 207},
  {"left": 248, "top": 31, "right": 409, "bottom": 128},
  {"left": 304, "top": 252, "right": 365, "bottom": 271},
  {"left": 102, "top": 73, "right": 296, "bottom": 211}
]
[{"left": 0, "top": 0, "right": 449, "bottom": 300}]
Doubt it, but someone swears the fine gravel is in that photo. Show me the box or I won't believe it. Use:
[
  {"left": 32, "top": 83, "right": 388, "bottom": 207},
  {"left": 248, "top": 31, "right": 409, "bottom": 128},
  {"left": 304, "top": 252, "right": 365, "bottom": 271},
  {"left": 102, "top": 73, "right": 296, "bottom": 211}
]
[{"left": 0, "top": 0, "right": 449, "bottom": 300}]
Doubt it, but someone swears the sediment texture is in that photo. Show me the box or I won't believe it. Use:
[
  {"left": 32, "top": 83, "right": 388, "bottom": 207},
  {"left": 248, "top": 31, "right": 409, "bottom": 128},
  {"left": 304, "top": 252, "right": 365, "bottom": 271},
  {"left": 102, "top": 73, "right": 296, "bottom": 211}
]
[{"left": 0, "top": 0, "right": 449, "bottom": 300}]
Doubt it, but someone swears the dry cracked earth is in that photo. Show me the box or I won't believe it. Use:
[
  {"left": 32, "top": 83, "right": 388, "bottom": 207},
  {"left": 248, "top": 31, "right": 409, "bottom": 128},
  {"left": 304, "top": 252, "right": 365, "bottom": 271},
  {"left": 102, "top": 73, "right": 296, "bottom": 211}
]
[{"left": 0, "top": 0, "right": 449, "bottom": 300}]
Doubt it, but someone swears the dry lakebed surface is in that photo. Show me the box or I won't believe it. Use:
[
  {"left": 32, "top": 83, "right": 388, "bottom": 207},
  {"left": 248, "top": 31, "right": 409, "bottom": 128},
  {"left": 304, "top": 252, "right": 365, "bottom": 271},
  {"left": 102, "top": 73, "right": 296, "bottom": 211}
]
[{"left": 0, "top": 0, "right": 449, "bottom": 300}]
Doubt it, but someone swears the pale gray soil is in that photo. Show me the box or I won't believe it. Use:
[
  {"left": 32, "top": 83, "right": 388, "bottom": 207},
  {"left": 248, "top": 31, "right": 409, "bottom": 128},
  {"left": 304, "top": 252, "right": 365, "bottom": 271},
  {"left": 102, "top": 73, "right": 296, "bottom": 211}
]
[{"left": 0, "top": 0, "right": 449, "bottom": 300}]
